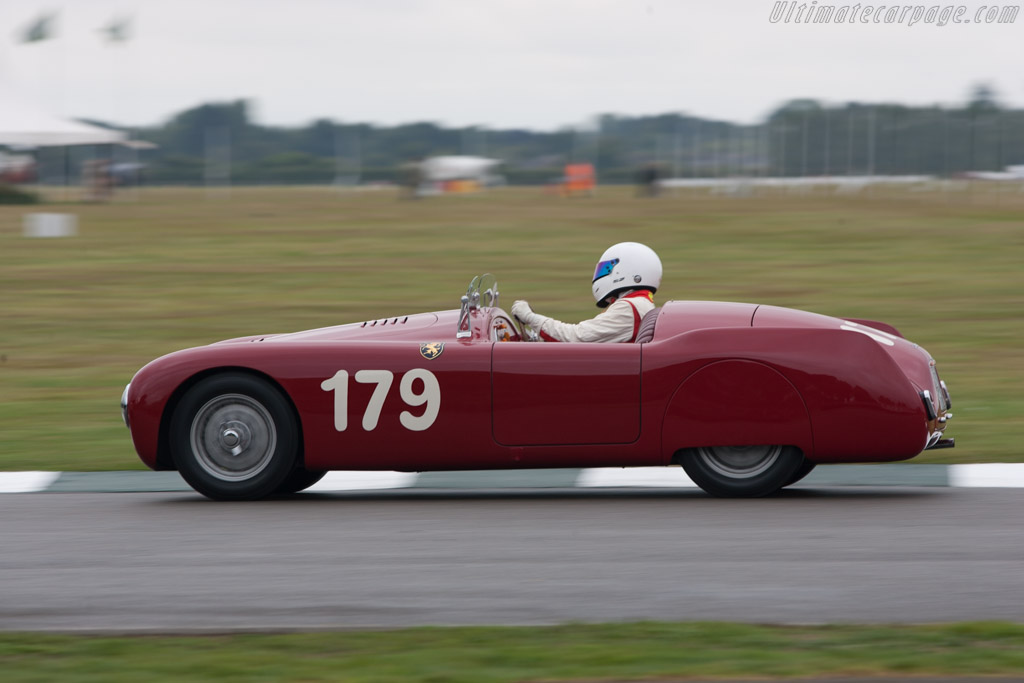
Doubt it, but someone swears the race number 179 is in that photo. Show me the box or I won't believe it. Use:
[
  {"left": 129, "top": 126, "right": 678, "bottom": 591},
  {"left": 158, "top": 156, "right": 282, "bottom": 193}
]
[{"left": 320, "top": 369, "right": 440, "bottom": 432}]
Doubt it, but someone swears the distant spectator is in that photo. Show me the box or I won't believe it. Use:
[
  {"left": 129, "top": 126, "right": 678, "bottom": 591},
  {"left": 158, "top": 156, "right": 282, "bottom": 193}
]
[
  {"left": 635, "top": 162, "right": 664, "bottom": 197},
  {"left": 398, "top": 161, "right": 423, "bottom": 199},
  {"left": 82, "top": 159, "right": 114, "bottom": 202}
]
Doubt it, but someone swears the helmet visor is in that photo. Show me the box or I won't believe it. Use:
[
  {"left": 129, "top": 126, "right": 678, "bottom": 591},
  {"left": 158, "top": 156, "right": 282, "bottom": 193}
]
[{"left": 593, "top": 258, "right": 619, "bottom": 282}]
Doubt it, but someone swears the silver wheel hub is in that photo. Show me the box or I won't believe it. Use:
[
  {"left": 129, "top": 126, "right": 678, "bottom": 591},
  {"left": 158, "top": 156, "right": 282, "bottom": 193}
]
[
  {"left": 697, "top": 445, "right": 782, "bottom": 479},
  {"left": 190, "top": 394, "right": 277, "bottom": 482},
  {"left": 218, "top": 421, "right": 250, "bottom": 456}
]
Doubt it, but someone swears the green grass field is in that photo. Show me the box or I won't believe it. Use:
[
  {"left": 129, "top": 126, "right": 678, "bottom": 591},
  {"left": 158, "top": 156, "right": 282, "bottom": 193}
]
[
  {"left": 1, "top": 185, "right": 1022, "bottom": 470},
  {"left": 2, "top": 621, "right": 1024, "bottom": 682},
  {"left": 0, "top": 622, "right": 1019, "bottom": 679}
]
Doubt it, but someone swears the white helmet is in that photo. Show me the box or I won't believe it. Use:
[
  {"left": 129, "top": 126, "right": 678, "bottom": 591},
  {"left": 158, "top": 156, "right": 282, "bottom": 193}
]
[{"left": 591, "top": 242, "right": 663, "bottom": 308}]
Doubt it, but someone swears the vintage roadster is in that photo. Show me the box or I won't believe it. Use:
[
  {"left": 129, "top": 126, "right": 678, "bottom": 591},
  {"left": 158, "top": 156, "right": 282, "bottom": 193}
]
[{"left": 121, "top": 274, "right": 953, "bottom": 500}]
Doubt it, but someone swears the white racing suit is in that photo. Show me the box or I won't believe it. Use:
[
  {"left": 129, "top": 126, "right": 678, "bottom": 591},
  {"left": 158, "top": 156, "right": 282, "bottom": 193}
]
[{"left": 512, "top": 290, "right": 655, "bottom": 343}]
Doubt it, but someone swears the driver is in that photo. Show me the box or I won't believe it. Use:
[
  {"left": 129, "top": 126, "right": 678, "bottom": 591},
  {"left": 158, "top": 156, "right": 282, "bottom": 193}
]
[{"left": 510, "top": 242, "right": 662, "bottom": 343}]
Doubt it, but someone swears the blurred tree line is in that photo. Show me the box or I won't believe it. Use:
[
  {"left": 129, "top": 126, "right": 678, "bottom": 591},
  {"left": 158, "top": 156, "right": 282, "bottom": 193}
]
[
  {"left": 123, "top": 85, "right": 1023, "bottom": 185},
  {"left": 763, "top": 86, "right": 1019, "bottom": 177}
]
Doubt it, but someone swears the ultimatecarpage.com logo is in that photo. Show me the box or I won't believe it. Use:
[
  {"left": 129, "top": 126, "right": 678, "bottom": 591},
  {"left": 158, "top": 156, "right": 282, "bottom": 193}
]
[{"left": 769, "top": 2, "right": 1020, "bottom": 25}]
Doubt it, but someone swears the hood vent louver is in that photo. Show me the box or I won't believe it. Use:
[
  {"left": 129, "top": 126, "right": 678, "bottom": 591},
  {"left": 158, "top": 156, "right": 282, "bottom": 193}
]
[{"left": 361, "top": 317, "right": 410, "bottom": 328}]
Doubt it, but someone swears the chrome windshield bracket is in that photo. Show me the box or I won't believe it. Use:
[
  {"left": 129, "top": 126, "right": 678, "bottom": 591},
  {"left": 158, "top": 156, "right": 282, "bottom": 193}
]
[
  {"left": 456, "top": 295, "right": 472, "bottom": 339},
  {"left": 456, "top": 274, "right": 498, "bottom": 340}
]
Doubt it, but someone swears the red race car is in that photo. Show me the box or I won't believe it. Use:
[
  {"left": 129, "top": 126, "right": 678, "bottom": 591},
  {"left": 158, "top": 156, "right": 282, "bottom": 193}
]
[{"left": 121, "top": 274, "right": 954, "bottom": 500}]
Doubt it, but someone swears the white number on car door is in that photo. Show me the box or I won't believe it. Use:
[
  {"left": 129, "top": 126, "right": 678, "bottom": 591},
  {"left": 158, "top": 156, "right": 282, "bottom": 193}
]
[{"left": 321, "top": 369, "right": 440, "bottom": 432}]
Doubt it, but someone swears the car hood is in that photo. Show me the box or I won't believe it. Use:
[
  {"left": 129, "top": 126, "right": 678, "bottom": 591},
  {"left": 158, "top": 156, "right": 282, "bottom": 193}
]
[{"left": 215, "top": 310, "right": 460, "bottom": 345}]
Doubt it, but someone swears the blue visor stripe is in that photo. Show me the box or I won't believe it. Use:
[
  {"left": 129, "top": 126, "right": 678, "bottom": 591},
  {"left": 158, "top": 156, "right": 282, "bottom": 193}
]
[{"left": 593, "top": 258, "right": 619, "bottom": 282}]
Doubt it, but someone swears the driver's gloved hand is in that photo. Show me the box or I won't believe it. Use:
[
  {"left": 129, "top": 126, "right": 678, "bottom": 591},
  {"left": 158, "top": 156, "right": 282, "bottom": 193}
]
[{"left": 511, "top": 300, "right": 537, "bottom": 326}]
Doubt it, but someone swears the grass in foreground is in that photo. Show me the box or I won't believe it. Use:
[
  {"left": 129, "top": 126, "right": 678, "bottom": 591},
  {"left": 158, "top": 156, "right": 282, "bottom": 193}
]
[
  {"left": 2, "top": 622, "right": 1024, "bottom": 682},
  {"left": 1, "top": 185, "right": 1022, "bottom": 469}
]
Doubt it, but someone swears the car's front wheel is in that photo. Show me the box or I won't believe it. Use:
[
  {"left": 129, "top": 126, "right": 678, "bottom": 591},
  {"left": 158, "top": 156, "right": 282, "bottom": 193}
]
[
  {"left": 170, "top": 373, "right": 299, "bottom": 501},
  {"left": 275, "top": 468, "right": 327, "bottom": 495},
  {"left": 679, "top": 445, "right": 804, "bottom": 497}
]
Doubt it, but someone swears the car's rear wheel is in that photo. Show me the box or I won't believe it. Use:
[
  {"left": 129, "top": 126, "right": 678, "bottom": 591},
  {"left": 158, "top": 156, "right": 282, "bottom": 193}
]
[
  {"left": 275, "top": 468, "right": 327, "bottom": 494},
  {"left": 170, "top": 373, "right": 298, "bottom": 501},
  {"left": 679, "top": 445, "right": 804, "bottom": 497},
  {"left": 785, "top": 459, "right": 817, "bottom": 487}
]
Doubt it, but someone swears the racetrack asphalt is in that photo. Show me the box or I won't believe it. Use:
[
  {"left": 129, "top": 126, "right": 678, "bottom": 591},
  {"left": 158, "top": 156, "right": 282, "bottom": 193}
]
[
  {"left": 2, "top": 463, "right": 1024, "bottom": 493},
  {"left": 2, "top": 486, "right": 1023, "bottom": 632}
]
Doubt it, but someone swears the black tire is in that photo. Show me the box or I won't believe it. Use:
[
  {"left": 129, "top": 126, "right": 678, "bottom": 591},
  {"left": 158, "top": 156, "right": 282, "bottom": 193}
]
[
  {"left": 169, "top": 373, "right": 298, "bottom": 501},
  {"left": 785, "top": 459, "right": 817, "bottom": 487},
  {"left": 679, "top": 445, "right": 804, "bottom": 498},
  {"left": 275, "top": 469, "right": 327, "bottom": 495}
]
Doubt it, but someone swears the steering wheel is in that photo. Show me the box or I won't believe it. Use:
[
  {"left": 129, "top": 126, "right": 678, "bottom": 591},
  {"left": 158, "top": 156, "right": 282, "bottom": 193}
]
[{"left": 513, "top": 315, "right": 541, "bottom": 342}]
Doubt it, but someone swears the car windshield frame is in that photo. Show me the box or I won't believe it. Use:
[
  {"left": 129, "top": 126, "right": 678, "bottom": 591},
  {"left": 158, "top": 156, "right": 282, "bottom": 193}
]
[{"left": 457, "top": 274, "right": 499, "bottom": 339}]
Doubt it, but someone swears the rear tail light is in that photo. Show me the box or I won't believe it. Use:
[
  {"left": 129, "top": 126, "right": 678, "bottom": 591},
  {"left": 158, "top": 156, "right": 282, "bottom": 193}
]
[{"left": 920, "top": 390, "right": 937, "bottom": 421}]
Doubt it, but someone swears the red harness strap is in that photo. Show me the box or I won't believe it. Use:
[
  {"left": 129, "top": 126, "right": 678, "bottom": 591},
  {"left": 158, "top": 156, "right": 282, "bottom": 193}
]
[
  {"left": 621, "top": 290, "right": 653, "bottom": 343},
  {"left": 624, "top": 299, "right": 642, "bottom": 342},
  {"left": 539, "top": 329, "right": 558, "bottom": 342}
]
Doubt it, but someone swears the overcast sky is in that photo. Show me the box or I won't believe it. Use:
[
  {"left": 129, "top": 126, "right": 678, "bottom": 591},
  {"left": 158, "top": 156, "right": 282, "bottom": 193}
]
[{"left": 1, "top": 0, "right": 1023, "bottom": 130}]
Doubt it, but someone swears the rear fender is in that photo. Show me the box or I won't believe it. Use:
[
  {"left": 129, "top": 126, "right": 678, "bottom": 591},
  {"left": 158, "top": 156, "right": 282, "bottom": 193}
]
[
  {"left": 662, "top": 359, "right": 813, "bottom": 461},
  {"left": 655, "top": 327, "right": 927, "bottom": 463}
]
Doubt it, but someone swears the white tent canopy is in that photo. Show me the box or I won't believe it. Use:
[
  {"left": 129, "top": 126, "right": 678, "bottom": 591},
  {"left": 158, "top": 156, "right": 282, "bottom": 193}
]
[
  {"left": 0, "top": 82, "right": 126, "bottom": 147},
  {"left": 420, "top": 155, "right": 502, "bottom": 181}
]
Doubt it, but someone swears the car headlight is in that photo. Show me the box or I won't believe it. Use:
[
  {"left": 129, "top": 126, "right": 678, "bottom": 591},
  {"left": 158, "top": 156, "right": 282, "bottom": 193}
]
[{"left": 120, "top": 384, "right": 131, "bottom": 428}]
